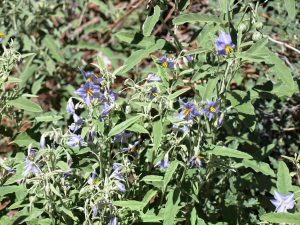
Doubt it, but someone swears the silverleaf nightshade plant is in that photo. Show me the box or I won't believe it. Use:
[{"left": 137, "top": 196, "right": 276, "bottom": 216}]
[{"left": 3, "top": 3, "right": 299, "bottom": 224}]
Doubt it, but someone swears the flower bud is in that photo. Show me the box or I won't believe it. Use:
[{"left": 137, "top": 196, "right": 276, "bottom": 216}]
[
  {"left": 254, "top": 22, "right": 263, "bottom": 30},
  {"left": 125, "top": 105, "right": 131, "bottom": 114},
  {"left": 252, "top": 31, "right": 262, "bottom": 41},
  {"left": 238, "top": 22, "right": 248, "bottom": 33}
]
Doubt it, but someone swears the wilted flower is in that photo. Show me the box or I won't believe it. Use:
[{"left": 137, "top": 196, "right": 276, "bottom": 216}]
[
  {"left": 109, "top": 217, "right": 118, "bottom": 225},
  {"left": 146, "top": 73, "right": 161, "bottom": 82},
  {"left": 80, "top": 69, "right": 103, "bottom": 84},
  {"left": 75, "top": 82, "right": 101, "bottom": 105},
  {"left": 178, "top": 98, "right": 200, "bottom": 120},
  {"left": 148, "top": 87, "right": 158, "bottom": 100},
  {"left": 159, "top": 55, "right": 175, "bottom": 69},
  {"left": 115, "top": 182, "right": 126, "bottom": 192},
  {"left": 69, "top": 113, "right": 84, "bottom": 133},
  {"left": 215, "top": 32, "right": 235, "bottom": 56},
  {"left": 114, "top": 131, "right": 133, "bottom": 144},
  {"left": 66, "top": 98, "right": 75, "bottom": 114},
  {"left": 270, "top": 191, "right": 294, "bottom": 213},
  {"left": 202, "top": 100, "right": 220, "bottom": 121},
  {"left": 67, "top": 134, "right": 86, "bottom": 147},
  {"left": 188, "top": 155, "right": 203, "bottom": 168},
  {"left": 88, "top": 171, "right": 99, "bottom": 186},
  {"left": 155, "top": 153, "right": 169, "bottom": 169},
  {"left": 23, "top": 148, "right": 40, "bottom": 177}
]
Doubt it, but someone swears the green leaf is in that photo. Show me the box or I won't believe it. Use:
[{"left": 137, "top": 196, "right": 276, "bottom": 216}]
[
  {"left": 261, "top": 212, "right": 300, "bottom": 224},
  {"left": 163, "top": 161, "right": 179, "bottom": 191},
  {"left": 210, "top": 145, "right": 253, "bottom": 159},
  {"left": 173, "top": 13, "right": 221, "bottom": 25},
  {"left": 42, "top": 35, "right": 64, "bottom": 62},
  {"left": 113, "top": 200, "right": 144, "bottom": 211},
  {"left": 142, "top": 189, "right": 157, "bottom": 206},
  {"left": 168, "top": 88, "right": 191, "bottom": 100},
  {"left": 119, "top": 39, "right": 165, "bottom": 74},
  {"left": 242, "top": 159, "right": 275, "bottom": 177},
  {"left": 35, "top": 115, "right": 63, "bottom": 122},
  {"left": 141, "top": 175, "right": 164, "bottom": 188},
  {"left": 8, "top": 97, "right": 43, "bottom": 113},
  {"left": 284, "top": 0, "right": 296, "bottom": 20},
  {"left": 219, "top": 0, "right": 234, "bottom": 13},
  {"left": 61, "top": 206, "right": 78, "bottom": 221},
  {"left": 108, "top": 115, "right": 142, "bottom": 137},
  {"left": 277, "top": 161, "right": 292, "bottom": 194},
  {"left": 127, "top": 123, "right": 149, "bottom": 134},
  {"left": 13, "top": 132, "right": 38, "bottom": 147},
  {"left": 153, "top": 120, "right": 163, "bottom": 152},
  {"left": 140, "top": 212, "right": 163, "bottom": 222},
  {"left": 202, "top": 76, "right": 219, "bottom": 101},
  {"left": 57, "top": 161, "right": 69, "bottom": 171},
  {"left": 49, "top": 184, "right": 62, "bottom": 198},
  {"left": 0, "top": 186, "right": 22, "bottom": 197},
  {"left": 163, "top": 189, "right": 181, "bottom": 225},
  {"left": 143, "top": 5, "right": 161, "bottom": 36}
]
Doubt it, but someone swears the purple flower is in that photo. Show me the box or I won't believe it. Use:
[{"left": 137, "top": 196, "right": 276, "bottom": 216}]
[
  {"left": 109, "top": 217, "right": 118, "bottom": 225},
  {"left": 75, "top": 82, "right": 101, "bottom": 105},
  {"left": 92, "top": 205, "right": 98, "bottom": 217},
  {"left": 23, "top": 149, "right": 40, "bottom": 177},
  {"left": 115, "top": 182, "right": 126, "bottom": 192},
  {"left": 188, "top": 155, "right": 203, "bottom": 168},
  {"left": 215, "top": 32, "right": 235, "bottom": 56},
  {"left": 0, "top": 32, "right": 4, "bottom": 43},
  {"left": 171, "top": 124, "right": 189, "bottom": 133},
  {"left": 100, "top": 90, "right": 117, "bottom": 120},
  {"left": 80, "top": 69, "right": 103, "bottom": 84},
  {"left": 88, "top": 171, "right": 99, "bottom": 186},
  {"left": 122, "top": 141, "right": 139, "bottom": 156},
  {"left": 185, "top": 55, "right": 193, "bottom": 62},
  {"left": 67, "top": 134, "right": 86, "bottom": 147},
  {"left": 155, "top": 153, "right": 169, "bottom": 169},
  {"left": 40, "top": 135, "right": 46, "bottom": 149},
  {"left": 69, "top": 113, "right": 84, "bottom": 133},
  {"left": 159, "top": 55, "right": 175, "bottom": 69},
  {"left": 66, "top": 98, "right": 75, "bottom": 114},
  {"left": 148, "top": 87, "right": 158, "bottom": 100},
  {"left": 146, "top": 73, "right": 161, "bottom": 82},
  {"left": 178, "top": 98, "right": 200, "bottom": 120},
  {"left": 270, "top": 191, "right": 294, "bottom": 213},
  {"left": 114, "top": 131, "right": 133, "bottom": 144},
  {"left": 202, "top": 100, "right": 220, "bottom": 121},
  {"left": 109, "top": 166, "right": 124, "bottom": 181}
]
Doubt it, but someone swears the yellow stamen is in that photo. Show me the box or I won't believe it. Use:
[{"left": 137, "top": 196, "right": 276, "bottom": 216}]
[
  {"left": 225, "top": 45, "right": 233, "bottom": 55},
  {"left": 152, "top": 92, "right": 157, "bottom": 97},
  {"left": 93, "top": 178, "right": 99, "bottom": 185},
  {"left": 87, "top": 77, "right": 92, "bottom": 82},
  {"left": 28, "top": 155, "right": 34, "bottom": 161},
  {"left": 130, "top": 146, "right": 136, "bottom": 153},
  {"left": 183, "top": 108, "right": 191, "bottom": 116},
  {"left": 86, "top": 89, "right": 93, "bottom": 96},
  {"left": 162, "top": 61, "right": 168, "bottom": 68},
  {"left": 0, "top": 32, "right": 5, "bottom": 38},
  {"left": 209, "top": 106, "right": 216, "bottom": 113}
]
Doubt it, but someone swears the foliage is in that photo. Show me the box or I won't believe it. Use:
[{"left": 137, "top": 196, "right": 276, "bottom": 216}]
[{"left": 0, "top": 0, "right": 300, "bottom": 225}]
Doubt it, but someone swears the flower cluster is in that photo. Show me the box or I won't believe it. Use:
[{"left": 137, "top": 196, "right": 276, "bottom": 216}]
[{"left": 23, "top": 146, "right": 40, "bottom": 177}]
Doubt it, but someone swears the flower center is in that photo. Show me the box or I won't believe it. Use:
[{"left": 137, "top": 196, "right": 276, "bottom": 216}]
[
  {"left": 130, "top": 146, "right": 136, "bottom": 153},
  {"left": 225, "top": 45, "right": 233, "bottom": 55},
  {"left": 28, "top": 155, "right": 34, "bottom": 161},
  {"left": 93, "top": 178, "right": 99, "bottom": 185},
  {"left": 86, "top": 89, "right": 93, "bottom": 96},
  {"left": 162, "top": 61, "right": 168, "bottom": 68},
  {"left": 183, "top": 108, "right": 191, "bottom": 116},
  {"left": 87, "top": 77, "right": 93, "bottom": 82},
  {"left": 152, "top": 92, "right": 157, "bottom": 97},
  {"left": 209, "top": 106, "right": 216, "bottom": 113}
]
